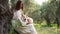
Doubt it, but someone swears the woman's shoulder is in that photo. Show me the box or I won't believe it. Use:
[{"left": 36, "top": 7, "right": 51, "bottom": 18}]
[{"left": 14, "top": 9, "right": 22, "bottom": 14}]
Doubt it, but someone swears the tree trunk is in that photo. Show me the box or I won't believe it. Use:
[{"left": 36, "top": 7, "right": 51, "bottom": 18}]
[
  {"left": 45, "top": 17, "right": 51, "bottom": 27},
  {"left": 55, "top": 17, "right": 60, "bottom": 28},
  {"left": 44, "top": 14, "right": 51, "bottom": 27},
  {"left": 0, "top": 0, "right": 13, "bottom": 34},
  {"left": 56, "top": 1, "right": 60, "bottom": 28}
]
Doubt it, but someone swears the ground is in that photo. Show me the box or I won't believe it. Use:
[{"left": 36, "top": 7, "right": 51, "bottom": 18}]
[{"left": 34, "top": 23, "right": 59, "bottom": 34}]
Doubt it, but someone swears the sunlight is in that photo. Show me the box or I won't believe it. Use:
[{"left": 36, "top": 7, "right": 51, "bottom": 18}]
[{"left": 34, "top": 0, "right": 48, "bottom": 5}]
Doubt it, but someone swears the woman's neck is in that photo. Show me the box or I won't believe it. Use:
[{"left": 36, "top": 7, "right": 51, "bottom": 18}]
[{"left": 20, "top": 9, "right": 23, "bottom": 11}]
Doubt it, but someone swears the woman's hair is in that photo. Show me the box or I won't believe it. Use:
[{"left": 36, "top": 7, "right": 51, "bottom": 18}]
[{"left": 15, "top": 0, "right": 23, "bottom": 10}]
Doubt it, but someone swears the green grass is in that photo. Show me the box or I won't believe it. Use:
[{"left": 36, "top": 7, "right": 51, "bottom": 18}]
[{"left": 34, "top": 23, "right": 58, "bottom": 34}]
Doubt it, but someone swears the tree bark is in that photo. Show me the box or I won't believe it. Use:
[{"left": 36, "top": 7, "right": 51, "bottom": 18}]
[
  {"left": 55, "top": 17, "right": 60, "bottom": 28},
  {"left": 44, "top": 17, "right": 51, "bottom": 27},
  {"left": 44, "top": 14, "right": 51, "bottom": 27},
  {"left": 0, "top": 0, "right": 13, "bottom": 34}
]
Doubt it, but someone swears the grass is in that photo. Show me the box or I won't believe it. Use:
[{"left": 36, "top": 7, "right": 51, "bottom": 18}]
[{"left": 34, "top": 23, "right": 58, "bottom": 34}]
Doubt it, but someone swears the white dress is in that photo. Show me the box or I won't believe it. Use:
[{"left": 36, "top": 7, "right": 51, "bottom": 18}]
[{"left": 12, "top": 9, "right": 37, "bottom": 34}]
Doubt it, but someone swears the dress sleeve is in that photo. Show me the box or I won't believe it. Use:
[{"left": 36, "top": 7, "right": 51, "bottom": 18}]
[{"left": 15, "top": 11, "right": 26, "bottom": 26}]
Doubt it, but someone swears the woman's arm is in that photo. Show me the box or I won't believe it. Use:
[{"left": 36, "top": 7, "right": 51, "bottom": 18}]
[{"left": 15, "top": 11, "right": 26, "bottom": 26}]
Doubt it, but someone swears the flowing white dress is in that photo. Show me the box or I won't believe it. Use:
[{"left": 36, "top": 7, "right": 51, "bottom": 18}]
[{"left": 12, "top": 9, "right": 37, "bottom": 34}]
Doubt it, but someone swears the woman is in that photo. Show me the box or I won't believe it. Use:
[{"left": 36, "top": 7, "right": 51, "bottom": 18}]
[{"left": 12, "top": 0, "right": 37, "bottom": 34}]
